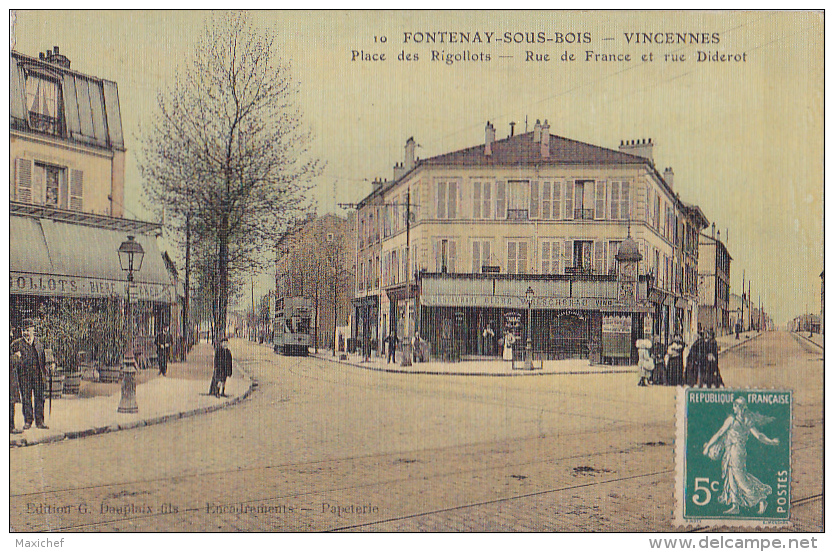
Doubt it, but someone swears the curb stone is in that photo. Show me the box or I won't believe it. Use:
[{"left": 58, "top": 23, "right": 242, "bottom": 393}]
[
  {"left": 792, "top": 332, "right": 823, "bottom": 351},
  {"left": 9, "top": 365, "right": 257, "bottom": 449},
  {"left": 312, "top": 353, "right": 638, "bottom": 377}
]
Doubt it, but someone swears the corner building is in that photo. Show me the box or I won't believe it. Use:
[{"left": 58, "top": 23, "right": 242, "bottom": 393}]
[{"left": 354, "top": 120, "right": 707, "bottom": 362}]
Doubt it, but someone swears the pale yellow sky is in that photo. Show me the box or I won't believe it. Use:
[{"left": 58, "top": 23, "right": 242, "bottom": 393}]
[{"left": 13, "top": 10, "right": 823, "bottom": 324}]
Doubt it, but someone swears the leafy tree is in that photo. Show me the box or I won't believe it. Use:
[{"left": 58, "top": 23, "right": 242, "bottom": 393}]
[{"left": 140, "top": 13, "right": 321, "bottom": 344}]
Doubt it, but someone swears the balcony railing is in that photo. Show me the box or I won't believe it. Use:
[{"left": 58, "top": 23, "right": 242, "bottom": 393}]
[
  {"left": 507, "top": 209, "right": 529, "bottom": 221},
  {"left": 574, "top": 208, "right": 595, "bottom": 220},
  {"left": 28, "top": 112, "right": 62, "bottom": 137}
]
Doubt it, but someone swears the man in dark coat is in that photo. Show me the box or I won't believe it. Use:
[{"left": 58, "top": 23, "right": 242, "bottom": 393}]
[
  {"left": 10, "top": 319, "right": 49, "bottom": 430},
  {"left": 686, "top": 328, "right": 708, "bottom": 387},
  {"left": 650, "top": 335, "right": 667, "bottom": 385},
  {"left": 154, "top": 325, "right": 172, "bottom": 376},
  {"left": 703, "top": 329, "right": 724, "bottom": 388},
  {"left": 10, "top": 327, "right": 23, "bottom": 434},
  {"left": 209, "top": 338, "right": 233, "bottom": 397},
  {"left": 385, "top": 333, "right": 398, "bottom": 364}
]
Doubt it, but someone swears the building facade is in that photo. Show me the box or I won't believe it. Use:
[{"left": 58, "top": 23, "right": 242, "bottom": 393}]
[
  {"left": 698, "top": 232, "right": 732, "bottom": 335},
  {"left": 9, "top": 46, "right": 178, "bottom": 352},
  {"left": 353, "top": 120, "right": 708, "bottom": 361}
]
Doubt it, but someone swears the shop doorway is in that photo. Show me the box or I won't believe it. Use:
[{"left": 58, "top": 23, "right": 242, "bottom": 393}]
[{"left": 557, "top": 312, "right": 589, "bottom": 359}]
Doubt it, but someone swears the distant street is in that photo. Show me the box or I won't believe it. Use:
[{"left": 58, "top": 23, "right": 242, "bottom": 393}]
[{"left": 10, "top": 331, "right": 822, "bottom": 532}]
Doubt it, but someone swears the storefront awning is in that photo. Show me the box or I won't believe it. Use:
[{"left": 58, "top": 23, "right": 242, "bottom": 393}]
[{"left": 10, "top": 215, "right": 177, "bottom": 303}]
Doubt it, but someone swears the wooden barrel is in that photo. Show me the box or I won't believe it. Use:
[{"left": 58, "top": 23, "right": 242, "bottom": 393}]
[
  {"left": 98, "top": 366, "right": 122, "bottom": 384},
  {"left": 62, "top": 371, "right": 82, "bottom": 395},
  {"left": 47, "top": 374, "right": 64, "bottom": 398}
]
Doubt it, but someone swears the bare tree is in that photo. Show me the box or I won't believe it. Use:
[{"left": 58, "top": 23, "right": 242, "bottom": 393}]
[{"left": 140, "top": 13, "right": 321, "bottom": 344}]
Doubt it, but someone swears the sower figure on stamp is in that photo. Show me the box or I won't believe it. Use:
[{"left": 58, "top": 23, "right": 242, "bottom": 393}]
[
  {"left": 10, "top": 319, "right": 49, "bottom": 430},
  {"left": 209, "top": 338, "right": 233, "bottom": 397},
  {"left": 665, "top": 334, "right": 685, "bottom": 386},
  {"left": 703, "top": 397, "right": 779, "bottom": 515},
  {"left": 155, "top": 324, "right": 172, "bottom": 376}
]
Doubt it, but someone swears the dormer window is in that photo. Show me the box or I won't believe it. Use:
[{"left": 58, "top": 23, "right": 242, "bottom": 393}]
[{"left": 25, "top": 74, "right": 62, "bottom": 136}]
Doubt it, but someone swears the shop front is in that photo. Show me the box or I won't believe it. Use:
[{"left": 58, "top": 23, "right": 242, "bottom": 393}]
[
  {"left": 352, "top": 295, "right": 379, "bottom": 356},
  {"left": 419, "top": 273, "right": 651, "bottom": 363},
  {"left": 10, "top": 210, "right": 178, "bottom": 358}
]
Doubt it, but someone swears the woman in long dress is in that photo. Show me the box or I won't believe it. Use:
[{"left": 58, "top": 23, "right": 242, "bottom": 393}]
[
  {"left": 702, "top": 397, "right": 780, "bottom": 514},
  {"left": 502, "top": 331, "right": 516, "bottom": 361},
  {"left": 665, "top": 334, "right": 685, "bottom": 386}
]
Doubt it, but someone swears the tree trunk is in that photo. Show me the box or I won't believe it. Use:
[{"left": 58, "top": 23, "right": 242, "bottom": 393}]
[{"left": 216, "top": 222, "right": 230, "bottom": 346}]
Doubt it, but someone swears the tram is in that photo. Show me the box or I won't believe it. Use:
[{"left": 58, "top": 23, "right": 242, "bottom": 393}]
[{"left": 273, "top": 296, "right": 312, "bottom": 356}]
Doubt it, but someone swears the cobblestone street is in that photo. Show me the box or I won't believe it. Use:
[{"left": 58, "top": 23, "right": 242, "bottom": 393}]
[{"left": 9, "top": 331, "right": 822, "bottom": 532}]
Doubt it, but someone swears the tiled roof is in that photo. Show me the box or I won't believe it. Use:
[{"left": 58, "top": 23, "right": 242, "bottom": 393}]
[{"left": 420, "top": 131, "right": 648, "bottom": 167}]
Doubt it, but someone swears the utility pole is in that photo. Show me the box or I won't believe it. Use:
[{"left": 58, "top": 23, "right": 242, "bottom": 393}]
[
  {"left": 402, "top": 186, "right": 413, "bottom": 366},
  {"left": 741, "top": 269, "right": 745, "bottom": 335},
  {"left": 748, "top": 280, "right": 752, "bottom": 331}
]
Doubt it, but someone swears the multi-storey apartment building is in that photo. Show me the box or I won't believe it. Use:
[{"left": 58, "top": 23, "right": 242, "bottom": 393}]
[
  {"left": 698, "top": 230, "right": 733, "bottom": 335},
  {"left": 9, "top": 46, "right": 177, "bottom": 342},
  {"left": 353, "top": 120, "right": 708, "bottom": 362}
]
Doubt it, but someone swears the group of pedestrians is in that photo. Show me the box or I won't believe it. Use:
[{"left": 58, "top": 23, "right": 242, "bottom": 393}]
[{"left": 635, "top": 327, "right": 724, "bottom": 388}]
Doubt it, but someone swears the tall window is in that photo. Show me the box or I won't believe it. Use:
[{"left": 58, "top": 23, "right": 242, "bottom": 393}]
[
  {"left": 471, "top": 240, "right": 492, "bottom": 273},
  {"left": 434, "top": 239, "right": 457, "bottom": 273},
  {"left": 540, "top": 240, "right": 561, "bottom": 274},
  {"left": 608, "top": 241, "right": 622, "bottom": 274},
  {"left": 507, "top": 240, "right": 528, "bottom": 274},
  {"left": 573, "top": 240, "right": 593, "bottom": 271},
  {"left": 25, "top": 75, "right": 61, "bottom": 136},
  {"left": 436, "top": 180, "right": 458, "bottom": 219},
  {"left": 472, "top": 181, "right": 492, "bottom": 219},
  {"left": 507, "top": 180, "right": 530, "bottom": 220},
  {"left": 574, "top": 180, "right": 594, "bottom": 220},
  {"left": 610, "top": 180, "right": 631, "bottom": 220}
]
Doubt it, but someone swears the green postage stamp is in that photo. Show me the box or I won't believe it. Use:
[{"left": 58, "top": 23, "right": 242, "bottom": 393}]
[{"left": 675, "top": 388, "right": 792, "bottom": 528}]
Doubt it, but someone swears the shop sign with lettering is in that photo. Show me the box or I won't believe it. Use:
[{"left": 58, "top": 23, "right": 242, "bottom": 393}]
[
  {"left": 420, "top": 293, "right": 617, "bottom": 310},
  {"left": 10, "top": 271, "right": 175, "bottom": 302}
]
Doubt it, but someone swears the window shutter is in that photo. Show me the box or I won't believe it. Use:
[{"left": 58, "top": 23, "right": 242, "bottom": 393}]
[
  {"left": 541, "top": 181, "right": 551, "bottom": 219},
  {"left": 518, "top": 241, "right": 528, "bottom": 274},
  {"left": 552, "top": 241, "right": 561, "bottom": 274},
  {"left": 483, "top": 182, "right": 491, "bottom": 219},
  {"left": 563, "top": 239, "right": 573, "bottom": 272},
  {"left": 472, "top": 241, "right": 481, "bottom": 273},
  {"left": 610, "top": 182, "right": 620, "bottom": 219},
  {"left": 473, "top": 182, "right": 481, "bottom": 219},
  {"left": 448, "top": 181, "right": 457, "bottom": 219},
  {"left": 564, "top": 180, "right": 574, "bottom": 220},
  {"left": 594, "top": 240, "right": 606, "bottom": 273},
  {"left": 622, "top": 181, "right": 631, "bottom": 221},
  {"left": 530, "top": 181, "right": 539, "bottom": 219},
  {"left": 483, "top": 241, "right": 491, "bottom": 267},
  {"left": 495, "top": 181, "right": 506, "bottom": 219},
  {"left": 553, "top": 180, "right": 562, "bottom": 219},
  {"left": 541, "top": 241, "right": 550, "bottom": 274},
  {"left": 58, "top": 170, "right": 69, "bottom": 209},
  {"left": 449, "top": 240, "right": 457, "bottom": 273},
  {"left": 433, "top": 241, "right": 440, "bottom": 272},
  {"left": 594, "top": 181, "right": 606, "bottom": 220},
  {"left": 507, "top": 241, "right": 516, "bottom": 274},
  {"left": 15, "top": 158, "right": 33, "bottom": 203},
  {"left": 436, "top": 181, "right": 447, "bottom": 219}
]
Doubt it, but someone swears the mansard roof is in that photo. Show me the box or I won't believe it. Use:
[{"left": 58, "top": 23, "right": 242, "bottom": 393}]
[{"left": 10, "top": 50, "right": 124, "bottom": 151}]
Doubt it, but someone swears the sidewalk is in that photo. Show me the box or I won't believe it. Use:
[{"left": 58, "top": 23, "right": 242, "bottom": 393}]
[
  {"left": 714, "top": 330, "right": 763, "bottom": 353},
  {"left": 10, "top": 341, "right": 255, "bottom": 448},
  {"left": 793, "top": 331, "right": 824, "bottom": 350},
  {"left": 314, "top": 351, "right": 638, "bottom": 377}
]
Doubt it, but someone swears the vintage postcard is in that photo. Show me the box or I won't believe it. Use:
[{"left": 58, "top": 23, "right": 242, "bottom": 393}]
[{"left": 7, "top": 10, "right": 823, "bottom": 538}]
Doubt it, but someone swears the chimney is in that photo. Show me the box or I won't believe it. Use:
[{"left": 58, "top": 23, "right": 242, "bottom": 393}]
[
  {"left": 484, "top": 121, "right": 496, "bottom": 156},
  {"left": 509, "top": 121, "right": 516, "bottom": 137},
  {"left": 44, "top": 45, "right": 71, "bottom": 69},
  {"left": 393, "top": 162, "right": 405, "bottom": 181},
  {"left": 404, "top": 137, "right": 416, "bottom": 173},
  {"left": 540, "top": 119, "right": 551, "bottom": 158},
  {"left": 663, "top": 166, "right": 674, "bottom": 188},
  {"left": 618, "top": 138, "right": 654, "bottom": 163},
  {"left": 533, "top": 119, "right": 542, "bottom": 142}
]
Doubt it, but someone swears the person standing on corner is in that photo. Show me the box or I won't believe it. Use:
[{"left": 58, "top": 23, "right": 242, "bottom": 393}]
[
  {"left": 10, "top": 326, "right": 23, "bottom": 434},
  {"left": 210, "top": 338, "right": 233, "bottom": 397},
  {"left": 385, "top": 333, "right": 399, "bottom": 364},
  {"left": 665, "top": 334, "right": 685, "bottom": 386},
  {"left": 635, "top": 337, "right": 654, "bottom": 387},
  {"left": 10, "top": 319, "right": 49, "bottom": 430},
  {"left": 482, "top": 323, "right": 495, "bottom": 356},
  {"left": 155, "top": 324, "right": 172, "bottom": 376}
]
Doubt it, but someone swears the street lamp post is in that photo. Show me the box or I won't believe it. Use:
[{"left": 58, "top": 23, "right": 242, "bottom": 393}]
[
  {"left": 525, "top": 286, "right": 534, "bottom": 370},
  {"left": 117, "top": 235, "right": 145, "bottom": 414}
]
